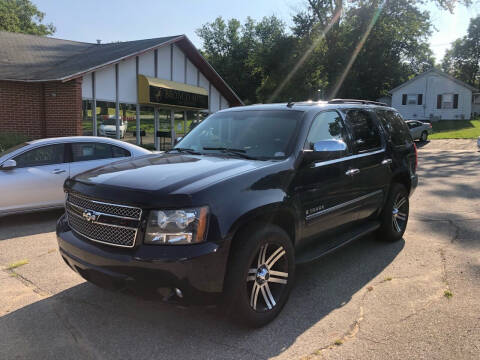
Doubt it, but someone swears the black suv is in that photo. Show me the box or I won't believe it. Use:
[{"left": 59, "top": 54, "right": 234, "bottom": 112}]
[{"left": 57, "top": 99, "right": 417, "bottom": 327}]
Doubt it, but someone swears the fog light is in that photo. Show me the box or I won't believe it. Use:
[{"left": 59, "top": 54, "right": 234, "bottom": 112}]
[{"left": 174, "top": 287, "right": 183, "bottom": 298}]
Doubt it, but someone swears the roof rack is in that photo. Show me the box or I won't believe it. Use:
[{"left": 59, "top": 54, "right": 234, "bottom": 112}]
[{"left": 328, "top": 99, "right": 388, "bottom": 106}]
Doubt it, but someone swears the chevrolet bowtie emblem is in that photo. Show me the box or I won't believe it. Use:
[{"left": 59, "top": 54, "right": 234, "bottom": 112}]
[{"left": 82, "top": 210, "right": 99, "bottom": 223}]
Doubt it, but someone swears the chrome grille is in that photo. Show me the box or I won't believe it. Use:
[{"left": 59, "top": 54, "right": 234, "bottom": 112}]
[
  {"left": 66, "top": 193, "right": 142, "bottom": 248},
  {"left": 68, "top": 193, "right": 141, "bottom": 220}
]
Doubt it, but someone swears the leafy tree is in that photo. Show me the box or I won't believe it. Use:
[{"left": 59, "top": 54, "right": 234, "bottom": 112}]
[
  {"left": 197, "top": 16, "right": 291, "bottom": 104},
  {"left": 0, "top": 0, "right": 55, "bottom": 35},
  {"left": 442, "top": 15, "right": 480, "bottom": 88},
  {"left": 197, "top": 0, "right": 470, "bottom": 103}
]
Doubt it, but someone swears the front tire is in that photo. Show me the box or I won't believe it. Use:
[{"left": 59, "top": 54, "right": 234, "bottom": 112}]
[
  {"left": 224, "top": 224, "right": 295, "bottom": 328},
  {"left": 378, "top": 183, "right": 409, "bottom": 242}
]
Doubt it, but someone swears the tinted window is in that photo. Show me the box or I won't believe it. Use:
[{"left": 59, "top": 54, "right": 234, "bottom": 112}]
[
  {"left": 112, "top": 145, "right": 131, "bottom": 158},
  {"left": 176, "top": 110, "right": 302, "bottom": 159},
  {"left": 14, "top": 144, "right": 65, "bottom": 168},
  {"left": 72, "top": 143, "right": 115, "bottom": 162},
  {"left": 306, "top": 111, "right": 349, "bottom": 149},
  {"left": 345, "top": 110, "right": 382, "bottom": 153},
  {"left": 376, "top": 110, "right": 412, "bottom": 146}
]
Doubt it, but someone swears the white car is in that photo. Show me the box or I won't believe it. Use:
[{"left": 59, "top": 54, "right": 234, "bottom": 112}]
[
  {"left": 99, "top": 117, "right": 128, "bottom": 138},
  {"left": 0, "top": 137, "right": 150, "bottom": 216}
]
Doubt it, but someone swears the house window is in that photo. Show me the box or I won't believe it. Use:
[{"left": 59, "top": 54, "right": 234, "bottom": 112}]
[
  {"left": 407, "top": 94, "right": 417, "bottom": 105},
  {"left": 442, "top": 94, "right": 453, "bottom": 109},
  {"left": 437, "top": 94, "right": 459, "bottom": 109},
  {"left": 402, "top": 94, "right": 422, "bottom": 105},
  {"left": 473, "top": 94, "right": 480, "bottom": 104}
]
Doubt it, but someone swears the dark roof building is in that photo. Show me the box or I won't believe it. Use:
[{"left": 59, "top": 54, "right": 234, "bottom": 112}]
[{"left": 0, "top": 31, "right": 242, "bottom": 147}]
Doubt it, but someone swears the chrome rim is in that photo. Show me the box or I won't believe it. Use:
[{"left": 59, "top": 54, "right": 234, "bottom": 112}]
[
  {"left": 392, "top": 194, "right": 408, "bottom": 233},
  {"left": 246, "top": 243, "right": 288, "bottom": 312}
]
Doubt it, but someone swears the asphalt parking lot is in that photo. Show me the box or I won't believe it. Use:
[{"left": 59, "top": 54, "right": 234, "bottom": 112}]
[{"left": 1, "top": 139, "right": 479, "bottom": 360}]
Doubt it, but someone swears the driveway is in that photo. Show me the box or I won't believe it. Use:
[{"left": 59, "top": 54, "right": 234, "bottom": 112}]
[{"left": 1, "top": 140, "right": 479, "bottom": 360}]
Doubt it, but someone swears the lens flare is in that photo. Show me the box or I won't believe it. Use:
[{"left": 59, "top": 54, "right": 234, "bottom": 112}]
[
  {"left": 268, "top": 6, "right": 343, "bottom": 103},
  {"left": 330, "top": 1, "right": 385, "bottom": 98}
]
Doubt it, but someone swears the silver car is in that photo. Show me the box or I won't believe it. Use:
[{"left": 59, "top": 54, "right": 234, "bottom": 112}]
[
  {"left": 0, "top": 137, "right": 150, "bottom": 216},
  {"left": 406, "top": 120, "right": 433, "bottom": 141}
]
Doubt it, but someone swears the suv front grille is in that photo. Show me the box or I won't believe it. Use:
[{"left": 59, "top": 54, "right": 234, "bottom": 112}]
[
  {"left": 68, "top": 193, "right": 142, "bottom": 219},
  {"left": 66, "top": 193, "right": 142, "bottom": 248}
]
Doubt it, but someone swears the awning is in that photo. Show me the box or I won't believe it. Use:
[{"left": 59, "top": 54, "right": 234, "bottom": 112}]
[{"left": 137, "top": 75, "right": 209, "bottom": 110}]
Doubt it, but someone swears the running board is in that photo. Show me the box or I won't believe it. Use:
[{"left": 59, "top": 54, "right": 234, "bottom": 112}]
[{"left": 295, "top": 221, "right": 381, "bottom": 264}]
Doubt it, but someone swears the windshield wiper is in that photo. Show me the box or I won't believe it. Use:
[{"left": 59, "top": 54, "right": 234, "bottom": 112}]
[
  {"left": 202, "top": 147, "right": 257, "bottom": 160},
  {"left": 168, "top": 147, "right": 201, "bottom": 155}
]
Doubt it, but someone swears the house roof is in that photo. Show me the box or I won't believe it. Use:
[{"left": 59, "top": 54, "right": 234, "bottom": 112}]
[
  {"left": 389, "top": 68, "right": 478, "bottom": 94},
  {"left": 0, "top": 31, "right": 243, "bottom": 106}
]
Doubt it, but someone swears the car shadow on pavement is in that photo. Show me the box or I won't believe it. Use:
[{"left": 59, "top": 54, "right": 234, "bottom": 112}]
[
  {"left": 0, "top": 235, "right": 404, "bottom": 359},
  {"left": 0, "top": 209, "right": 63, "bottom": 241}
]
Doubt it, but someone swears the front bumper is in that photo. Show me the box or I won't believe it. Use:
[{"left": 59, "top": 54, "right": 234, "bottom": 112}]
[{"left": 56, "top": 214, "right": 229, "bottom": 304}]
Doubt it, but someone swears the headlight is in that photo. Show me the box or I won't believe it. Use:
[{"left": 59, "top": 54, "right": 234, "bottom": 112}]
[{"left": 144, "top": 207, "right": 208, "bottom": 245}]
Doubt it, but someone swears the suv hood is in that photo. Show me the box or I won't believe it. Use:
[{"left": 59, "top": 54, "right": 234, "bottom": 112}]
[{"left": 71, "top": 153, "right": 274, "bottom": 195}]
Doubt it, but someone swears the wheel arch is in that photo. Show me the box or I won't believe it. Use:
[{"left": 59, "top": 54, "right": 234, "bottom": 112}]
[{"left": 226, "top": 204, "right": 300, "bottom": 249}]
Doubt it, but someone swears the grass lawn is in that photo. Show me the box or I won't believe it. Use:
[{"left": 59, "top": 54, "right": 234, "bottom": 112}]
[{"left": 429, "top": 119, "right": 480, "bottom": 139}]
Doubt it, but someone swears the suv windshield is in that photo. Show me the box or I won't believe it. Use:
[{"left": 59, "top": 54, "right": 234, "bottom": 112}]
[{"left": 175, "top": 110, "right": 303, "bottom": 160}]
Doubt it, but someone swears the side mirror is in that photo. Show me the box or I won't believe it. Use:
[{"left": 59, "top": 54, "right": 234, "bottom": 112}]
[
  {"left": 174, "top": 137, "right": 183, "bottom": 145},
  {"left": 303, "top": 139, "right": 347, "bottom": 163},
  {"left": 1, "top": 159, "right": 17, "bottom": 170}
]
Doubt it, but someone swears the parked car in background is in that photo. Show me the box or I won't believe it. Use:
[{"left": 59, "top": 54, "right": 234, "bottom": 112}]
[
  {"left": 57, "top": 99, "right": 418, "bottom": 327},
  {"left": 406, "top": 120, "right": 432, "bottom": 141},
  {"left": 99, "top": 117, "right": 128, "bottom": 138},
  {"left": 0, "top": 137, "right": 150, "bottom": 216}
]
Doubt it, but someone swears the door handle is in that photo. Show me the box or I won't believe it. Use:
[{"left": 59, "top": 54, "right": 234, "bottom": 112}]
[
  {"left": 346, "top": 168, "right": 360, "bottom": 176},
  {"left": 381, "top": 158, "right": 393, "bottom": 165},
  {"left": 52, "top": 169, "right": 66, "bottom": 174}
]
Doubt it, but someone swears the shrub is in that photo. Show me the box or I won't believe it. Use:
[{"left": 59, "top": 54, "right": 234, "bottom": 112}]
[{"left": 0, "top": 133, "right": 29, "bottom": 153}]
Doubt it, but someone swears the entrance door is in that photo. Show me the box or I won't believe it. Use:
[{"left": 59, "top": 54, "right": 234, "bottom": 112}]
[{"left": 157, "top": 109, "right": 172, "bottom": 151}]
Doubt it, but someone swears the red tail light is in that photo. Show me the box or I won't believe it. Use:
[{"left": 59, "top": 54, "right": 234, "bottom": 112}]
[{"left": 413, "top": 143, "right": 418, "bottom": 172}]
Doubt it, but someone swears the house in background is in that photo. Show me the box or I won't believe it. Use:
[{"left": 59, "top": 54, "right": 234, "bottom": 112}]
[{"left": 390, "top": 68, "right": 478, "bottom": 121}]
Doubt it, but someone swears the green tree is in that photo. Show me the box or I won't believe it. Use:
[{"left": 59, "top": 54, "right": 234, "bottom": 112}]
[
  {"left": 442, "top": 15, "right": 480, "bottom": 88},
  {"left": 196, "top": 16, "right": 291, "bottom": 104},
  {"left": 197, "top": 0, "right": 471, "bottom": 104},
  {"left": 291, "top": 0, "right": 434, "bottom": 99},
  {"left": 0, "top": 0, "right": 55, "bottom": 35}
]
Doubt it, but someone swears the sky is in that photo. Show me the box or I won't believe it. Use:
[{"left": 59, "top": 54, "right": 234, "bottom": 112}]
[{"left": 34, "top": 0, "right": 479, "bottom": 63}]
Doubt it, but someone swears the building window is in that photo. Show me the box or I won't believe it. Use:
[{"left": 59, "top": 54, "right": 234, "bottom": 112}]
[
  {"left": 473, "top": 94, "right": 480, "bottom": 104},
  {"left": 437, "top": 94, "right": 459, "bottom": 109},
  {"left": 402, "top": 94, "right": 422, "bottom": 105},
  {"left": 82, "top": 100, "right": 93, "bottom": 135},
  {"left": 442, "top": 94, "right": 453, "bottom": 109}
]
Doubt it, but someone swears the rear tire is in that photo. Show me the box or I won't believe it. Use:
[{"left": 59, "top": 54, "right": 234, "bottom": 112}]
[
  {"left": 377, "top": 183, "right": 409, "bottom": 242},
  {"left": 421, "top": 131, "right": 428, "bottom": 142},
  {"left": 223, "top": 224, "right": 295, "bottom": 328}
]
